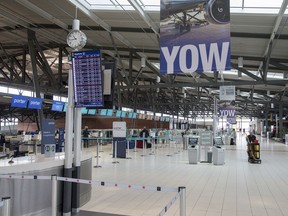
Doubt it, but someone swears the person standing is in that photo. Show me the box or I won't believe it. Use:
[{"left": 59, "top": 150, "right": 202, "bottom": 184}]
[
  {"left": 82, "top": 126, "right": 90, "bottom": 148},
  {"left": 139, "top": 126, "right": 151, "bottom": 148}
]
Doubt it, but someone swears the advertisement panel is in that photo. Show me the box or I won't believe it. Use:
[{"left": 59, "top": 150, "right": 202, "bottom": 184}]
[
  {"left": 160, "top": 0, "right": 230, "bottom": 74},
  {"left": 219, "top": 106, "right": 236, "bottom": 124}
]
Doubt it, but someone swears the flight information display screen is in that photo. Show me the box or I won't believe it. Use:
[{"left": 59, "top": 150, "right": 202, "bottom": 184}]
[{"left": 72, "top": 50, "right": 103, "bottom": 108}]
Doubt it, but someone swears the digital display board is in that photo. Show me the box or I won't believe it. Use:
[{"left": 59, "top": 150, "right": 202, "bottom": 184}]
[
  {"left": 72, "top": 50, "right": 103, "bottom": 108},
  {"left": 107, "top": 109, "right": 113, "bottom": 116},
  {"left": 121, "top": 111, "right": 126, "bottom": 118},
  {"left": 52, "top": 101, "right": 64, "bottom": 112},
  {"left": 11, "top": 95, "right": 28, "bottom": 108},
  {"left": 81, "top": 107, "right": 88, "bottom": 114},
  {"left": 87, "top": 109, "right": 96, "bottom": 115},
  {"left": 100, "top": 109, "right": 107, "bottom": 116}
]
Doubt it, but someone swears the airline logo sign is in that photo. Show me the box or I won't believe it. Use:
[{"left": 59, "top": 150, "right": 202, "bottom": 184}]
[
  {"left": 219, "top": 106, "right": 236, "bottom": 124},
  {"left": 11, "top": 95, "right": 29, "bottom": 108},
  {"left": 28, "top": 97, "right": 43, "bottom": 109},
  {"left": 160, "top": 0, "right": 230, "bottom": 74}
]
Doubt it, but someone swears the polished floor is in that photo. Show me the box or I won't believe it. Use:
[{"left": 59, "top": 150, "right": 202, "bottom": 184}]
[{"left": 81, "top": 134, "right": 288, "bottom": 216}]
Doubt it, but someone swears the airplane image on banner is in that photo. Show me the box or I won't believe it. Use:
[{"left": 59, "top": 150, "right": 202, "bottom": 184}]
[
  {"left": 160, "top": 0, "right": 231, "bottom": 74},
  {"left": 161, "top": 0, "right": 230, "bottom": 33}
]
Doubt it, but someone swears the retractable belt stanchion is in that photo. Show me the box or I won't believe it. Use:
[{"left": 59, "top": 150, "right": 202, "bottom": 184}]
[
  {"left": 149, "top": 137, "right": 155, "bottom": 155},
  {"left": 94, "top": 140, "right": 102, "bottom": 168},
  {"left": 1, "top": 197, "right": 11, "bottom": 216},
  {"left": 51, "top": 175, "right": 57, "bottom": 216},
  {"left": 174, "top": 136, "right": 179, "bottom": 154},
  {"left": 179, "top": 187, "right": 186, "bottom": 216},
  {"left": 141, "top": 135, "right": 146, "bottom": 157},
  {"left": 112, "top": 141, "right": 119, "bottom": 164},
  {"left": 126, "top": 140, "right": 132, "bottom": 159},
  {"left": 134, "top": 138, "right": 137, "bottom": 152},
  {"left": 166, "top": 136, "right": 172, "bottom": 157},
  {"left": 99, "top": 139, "right": 104, "bottom": 152}
]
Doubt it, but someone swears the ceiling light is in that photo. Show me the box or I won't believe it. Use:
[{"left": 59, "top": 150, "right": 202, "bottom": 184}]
[
  {"left": 156, "top": 76, "right": 160, "bottom": 83},
  {"left": 238, "top": 70, "right": 242, "bottom": 78},
  {"left": 238, "top": 57, "right": 243, "bottom": 68},
  {"left": 141, "top": 57, "right": 146, "bottom": 68}
]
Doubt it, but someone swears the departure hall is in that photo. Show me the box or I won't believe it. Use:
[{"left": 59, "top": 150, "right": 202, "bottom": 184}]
[{"left": 0, "top": 1, "right": 288, "bottom": 216}]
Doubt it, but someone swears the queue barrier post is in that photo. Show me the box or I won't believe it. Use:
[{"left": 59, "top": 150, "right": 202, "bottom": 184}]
[
  {"left": 112, "top": 141, "right": 119, "bottom": 164},
  {"left": 51, "top": 175, "right": 57, "bottom": 216},
  {"left": 1, "top": 197, "right": 11, "bottom": 216},
  {"left": 179, "top": 186, "right": 186, "bottom": 216}
]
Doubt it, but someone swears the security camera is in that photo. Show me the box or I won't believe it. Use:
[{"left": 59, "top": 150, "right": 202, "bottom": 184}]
[{"left": 204, "top": 0, "right": 230, "bottom": 25}]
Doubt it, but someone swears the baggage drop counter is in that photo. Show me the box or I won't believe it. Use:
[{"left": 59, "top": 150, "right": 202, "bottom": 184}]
[{"left": 0, "top": 152, "right": 92, "bottom": 216}]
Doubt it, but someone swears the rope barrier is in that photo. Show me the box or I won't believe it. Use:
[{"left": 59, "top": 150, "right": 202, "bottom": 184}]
[
  {"left": 0, "top": 174, "right": 185, "bottom": 215},
  {"left": 0, "top": 174, "right": 178, "bottom": 193},
  {"left": 158, "top": 192, "right": 180, "bottom": 216}
]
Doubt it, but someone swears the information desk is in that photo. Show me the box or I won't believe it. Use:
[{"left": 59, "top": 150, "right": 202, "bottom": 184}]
[{"left": 0, "top": 152, "right": 92, "bottom": 216}]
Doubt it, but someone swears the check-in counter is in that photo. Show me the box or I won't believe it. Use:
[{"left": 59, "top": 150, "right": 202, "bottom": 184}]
[{"left": 0, "top": 152, "right": 92, "bottom": 216}]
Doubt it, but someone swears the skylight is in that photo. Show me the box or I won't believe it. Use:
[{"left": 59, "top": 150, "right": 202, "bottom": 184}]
[{"left": 82, "top": 0, "right": 287, "bottom": 14}]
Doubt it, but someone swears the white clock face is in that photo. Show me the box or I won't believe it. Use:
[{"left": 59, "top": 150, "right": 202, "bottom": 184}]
[{"left": 66, "top": 30, "right": 87, "bottom": 50}]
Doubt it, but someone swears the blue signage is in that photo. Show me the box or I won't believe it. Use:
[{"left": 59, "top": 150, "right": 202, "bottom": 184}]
[
  {"left": 41, "top": 119, "right": 56, "bottom": 154},
  {"left": 160, "top": 0, "right": 230, "bottom": 74},
  {"left": 51, "top": 101, "right": 64, "bottom": 112},
  {"left": 11, "top": 95, "right": 28, "bottom": 108},
  {"left": 28, "top": 97, "right": 42, "bottom": 109}
]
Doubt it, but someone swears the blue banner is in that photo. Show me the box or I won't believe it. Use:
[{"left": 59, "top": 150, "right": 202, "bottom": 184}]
[
  {"left": 51, "top": 101, "right": 64, "bottom": 112},
  {"left": 11, "top": 95, "right": 28, "bottom": 108},
  {"left": 219, "top": 106, "right": 236, "bottom": 124},
  {"left": 28, "top": 97, "right": 42, "bottom": 109},
  {"left": 160, "top": 0, "right": 230, "bottom": 74},
  {"left": 41, "top": 119, "right": 56, "bottom": 154}
]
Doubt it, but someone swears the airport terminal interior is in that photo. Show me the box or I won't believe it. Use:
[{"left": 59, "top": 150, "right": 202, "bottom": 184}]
[{"left": 0, "top": 0, "right": 288, "bottom": 216}]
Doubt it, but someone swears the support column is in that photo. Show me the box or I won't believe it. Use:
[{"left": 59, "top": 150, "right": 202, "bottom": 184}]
[
  {"left": 72, "top": 108, "right": 82, "bottom": 213},
  {"left": 279, "top": 103, "right": 283, "bottom": 138},
  {"left": 63, "top": 69, "right": 74, "bottom": 216},
  {"left": 27, "top": 30, "right": 43, "bottom": 130}
]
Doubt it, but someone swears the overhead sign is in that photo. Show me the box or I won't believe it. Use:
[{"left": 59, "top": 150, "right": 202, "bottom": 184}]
[
  {"left": 160, "top": 0, "right": 230, "bottom": 74},
  {"left": 11, "top": 95, "right": 28, "bottom": 108},
  {"left": 219, "top": 86, "right": 235, "bottom": 101},
  {"left": 28, "top": 97, "right": 42, "bottom": 109},
  {"left": 219, "top": 106, "right": 236, "bottom": 124},
  {"left": 51, "top": 101, "right": 64, "bottom": 112}
]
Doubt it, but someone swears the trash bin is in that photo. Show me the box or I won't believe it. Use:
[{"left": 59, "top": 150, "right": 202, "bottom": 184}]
[
  {"left": 212, "top": 146, "right": 225, "bottom": 165},
  {"left": 285, "top": 134, "right": 288, "bottom": 145},
  {"left": 207, "top": 151, "right": 213, "bottom": 163},
  {"left": 183, "top": 135, "right": 188, "bottom": 150},
  {"left": 188, "top": 145, "right": 198, "bottom": 164}
]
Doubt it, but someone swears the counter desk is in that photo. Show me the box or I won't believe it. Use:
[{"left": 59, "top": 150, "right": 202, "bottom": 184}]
[{"left": 0, "top": 152, "right": 92, "bottom": 216}]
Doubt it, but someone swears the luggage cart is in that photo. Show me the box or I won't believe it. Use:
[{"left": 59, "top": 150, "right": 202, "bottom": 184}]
[{"left": 246, "top": 137, "right": 261, "bottom": 164}]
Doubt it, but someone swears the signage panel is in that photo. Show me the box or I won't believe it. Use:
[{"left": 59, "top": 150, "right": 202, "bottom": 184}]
[
  {"left": 219, "top": 106, "right": 236, "bottom": 124},
  {"left": 113, "top": 121, "right": 126, "bottom": 138},
  {"left": 11, "top": 95, "right": 28, "bottom": 108},
  {"left": 219, "top": 86, "right": 235, "bottom": 101},
  {"left": 51, "top": 101, "right": 64, "bottom": 112},
  {"left": 41, "top": 119, "right": 56, "bottom": 155},
  {"left": 160, "top": 0, "right": 230, "bottom": 74},
  {"left": 28, "top": 97, "right": 42, "bottom": 109}
]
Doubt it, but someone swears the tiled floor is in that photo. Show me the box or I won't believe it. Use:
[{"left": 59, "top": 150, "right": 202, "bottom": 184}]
[{"left": 80, "top": 133, "right": 288, "bottom": 216}]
